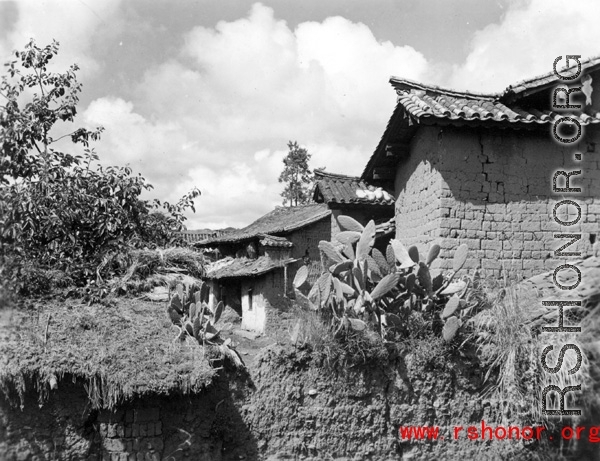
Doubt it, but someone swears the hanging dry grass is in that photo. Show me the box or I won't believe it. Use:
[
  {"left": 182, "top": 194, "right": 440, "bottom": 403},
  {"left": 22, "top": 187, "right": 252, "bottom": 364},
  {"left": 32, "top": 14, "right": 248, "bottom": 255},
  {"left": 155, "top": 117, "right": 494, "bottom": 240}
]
[
  {"left": 0, "top": 297, "right": 216, "bottom": 410},
  {"left": 471, "top": 257, "right": 600, "bottom": 424}
]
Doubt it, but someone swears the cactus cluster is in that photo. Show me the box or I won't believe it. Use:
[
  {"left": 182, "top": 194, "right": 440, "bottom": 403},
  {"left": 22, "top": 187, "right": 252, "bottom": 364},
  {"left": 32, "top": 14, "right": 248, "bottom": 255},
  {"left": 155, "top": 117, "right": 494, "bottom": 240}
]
[
  {"left": 167, "top": 281, "right": 244, "bottom": 369},
  {"left": 293, "top": 215, "right": 474, "bottom": 342}
]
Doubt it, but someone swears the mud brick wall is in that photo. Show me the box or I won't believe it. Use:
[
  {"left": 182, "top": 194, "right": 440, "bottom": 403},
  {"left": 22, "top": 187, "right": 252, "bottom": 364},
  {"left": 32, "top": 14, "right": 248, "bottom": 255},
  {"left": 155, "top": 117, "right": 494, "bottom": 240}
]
[
  {"left": 96, "top": 406, "right": 165, "bottom": 460},
  {"left": 395, "top": 125, "right": 600, "bottom": 279},
  {"left": 0, "top": 375, "right": 255, "bottom": 461},
  {"left": 288, "top": 216, "right": 332, "bottom": 286}
]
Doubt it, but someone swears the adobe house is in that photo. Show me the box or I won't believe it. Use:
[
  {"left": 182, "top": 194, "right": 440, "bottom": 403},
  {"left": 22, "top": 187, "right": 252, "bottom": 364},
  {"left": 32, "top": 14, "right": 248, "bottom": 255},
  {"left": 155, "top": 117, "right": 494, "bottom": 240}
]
[
  {"left": 196, "top": 197, "right": 395, "bottom": 333},
  {"left": 195, "top": 204, "right": 333, "bottom": 333},
  {"left": 203, "top": 236, "right": 297, "bottom": 332},
  {"left": 362, "top": 56, "right": 600, "bottom": 278},
  {"left": 312, "top": 169, "right": 396, "bottom": 251}
]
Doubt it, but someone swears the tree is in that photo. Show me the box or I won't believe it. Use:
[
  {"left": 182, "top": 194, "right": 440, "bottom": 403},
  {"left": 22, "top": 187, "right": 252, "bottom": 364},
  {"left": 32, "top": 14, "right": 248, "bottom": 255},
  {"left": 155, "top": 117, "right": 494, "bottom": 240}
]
[
  {"left": 278, "top": 141, "right": 313, "bottom": 207},
  {"left": 0, "top": 40, "right": 200, "bottom": 295}
]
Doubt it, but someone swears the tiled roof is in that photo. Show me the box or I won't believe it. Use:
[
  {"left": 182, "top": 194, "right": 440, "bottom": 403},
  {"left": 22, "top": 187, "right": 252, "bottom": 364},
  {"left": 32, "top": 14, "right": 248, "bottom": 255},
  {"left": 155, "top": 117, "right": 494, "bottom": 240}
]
[
  {"left": 313, "top": 170, "right": 394, "bottom": 206},
  {"left": 259, "top": 234, "right": 293, "bottom": 248},
  {"left": 392, "top": 82, "right": 600, "bottom": 126},
  {"left": 362, "top": 60, "right": 600, "bottom": 181},
  {"left": 205, "top": 256, "right": 293, "bottom": 280},
  {"left": 195, "top": 204, "right": 331, "bottom": 246},
  {"left": 504, "top": 55, "right": 600, "bottom": 102}
]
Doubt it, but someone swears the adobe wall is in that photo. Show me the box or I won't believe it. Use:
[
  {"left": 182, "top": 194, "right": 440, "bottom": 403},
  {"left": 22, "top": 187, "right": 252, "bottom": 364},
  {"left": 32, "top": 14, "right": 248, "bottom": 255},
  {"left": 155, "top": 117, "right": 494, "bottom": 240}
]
[
  {"left": 288, "top": 217, "right": 331, "bottom": 285},
  {"left": 0, "top": 375, "right": 256, "bottom": 461},
  {"left": 394, "top": 128, "right": 444, "bottom": 250},
  {"left": 394, "top": 124, "right": 600, "bottom": 279},
  {"left": 240, "top": 271, "right": 296, "bottom": 336}
]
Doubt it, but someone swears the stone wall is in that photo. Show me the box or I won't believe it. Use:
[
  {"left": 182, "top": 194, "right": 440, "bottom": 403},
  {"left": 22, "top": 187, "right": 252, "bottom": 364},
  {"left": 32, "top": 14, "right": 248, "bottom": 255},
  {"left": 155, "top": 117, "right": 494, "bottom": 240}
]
[{"left": 394, "top": 124, "right": 600, "bottom": 278}]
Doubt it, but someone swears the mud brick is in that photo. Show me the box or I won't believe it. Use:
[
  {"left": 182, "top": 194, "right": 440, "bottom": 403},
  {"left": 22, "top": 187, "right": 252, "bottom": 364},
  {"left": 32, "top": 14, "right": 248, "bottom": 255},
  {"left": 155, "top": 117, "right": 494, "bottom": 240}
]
[
  {"left": 125, "top": 410, "right": 134, "bottom": 423},
  {"left": 147, "top": 438, "right": 164, "bottom": 452},
  {"left": 465, "top": 230, "right": 479, "bottom": 239},
  {"left": 132, "top": 424, "right": 139, "bottom": 437},
  {"left": 134, "top": 408, "right": 159, "bottom": 423},
  {"left": 124, "top": 425, "right": 132, "bottom": 438},
  {"left": 521, "top": 222, "right": 541, "bottom": 232},
  {"left": 484, "top": 250, "right": 499, "bottom": 259},
  {"left": 482, "top": 259, "right": 501, "bottom": 270},
  {"left": 154, "top": 422, "right": 162, "bottom": 436},
  {"left": 103, "top": 438, "right": 125, "bottom": 452},
  {"left": 481, "top": 240, "right": 501, "bottom": 251},
  {"left": 116, "top": 424, "right": 125, "bottom": 438},
  {"left": 139, "top": 424, "right": 148, "bottom": 437}
]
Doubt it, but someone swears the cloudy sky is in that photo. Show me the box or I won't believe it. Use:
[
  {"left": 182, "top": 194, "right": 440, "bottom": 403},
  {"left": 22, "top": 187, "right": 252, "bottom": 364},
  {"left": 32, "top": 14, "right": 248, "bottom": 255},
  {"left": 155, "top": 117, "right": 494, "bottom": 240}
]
[{"left": 1, "top": 0, "right": 599, "bottom": 229}]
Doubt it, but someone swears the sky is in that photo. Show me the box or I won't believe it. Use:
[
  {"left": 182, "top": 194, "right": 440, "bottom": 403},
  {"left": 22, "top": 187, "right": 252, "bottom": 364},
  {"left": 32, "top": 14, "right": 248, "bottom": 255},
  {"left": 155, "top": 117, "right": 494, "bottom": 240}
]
[{"left": 1, "top": 0, "right": 599, "bottom": 229}]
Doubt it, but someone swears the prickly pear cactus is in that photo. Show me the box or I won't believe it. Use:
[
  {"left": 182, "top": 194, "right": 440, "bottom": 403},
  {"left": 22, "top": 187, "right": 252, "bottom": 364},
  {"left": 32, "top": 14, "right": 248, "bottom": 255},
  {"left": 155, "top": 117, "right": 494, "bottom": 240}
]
[{"left": 166, "top": 281, "right": 244, "bottom": 369}]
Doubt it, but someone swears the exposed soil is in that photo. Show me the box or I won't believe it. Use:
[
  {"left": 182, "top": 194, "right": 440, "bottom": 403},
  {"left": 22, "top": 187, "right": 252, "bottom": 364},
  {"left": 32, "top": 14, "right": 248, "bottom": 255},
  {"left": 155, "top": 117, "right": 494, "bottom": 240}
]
[{"left": 3, "top": 278, "right": 600, "bottom": 460}]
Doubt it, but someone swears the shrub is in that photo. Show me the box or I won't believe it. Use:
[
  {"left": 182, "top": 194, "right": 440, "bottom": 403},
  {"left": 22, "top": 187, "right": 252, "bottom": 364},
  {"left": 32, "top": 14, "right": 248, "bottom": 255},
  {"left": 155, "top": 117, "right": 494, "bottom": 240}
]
[{"left": 0, "top": 40, "right": 201, "bottom": 295}]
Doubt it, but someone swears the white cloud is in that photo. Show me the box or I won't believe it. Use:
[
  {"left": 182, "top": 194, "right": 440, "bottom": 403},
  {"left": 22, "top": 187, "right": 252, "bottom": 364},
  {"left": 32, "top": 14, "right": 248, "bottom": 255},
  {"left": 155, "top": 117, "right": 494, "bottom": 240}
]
[
  {"left": 0, "top": 0, "right": 122, "bottom": 79},
  {"left": 449, "top": 0, "right": 600, "bottom": 93},
  {"left": 83, "top": 3, "right": 429, "bottom": 229}
]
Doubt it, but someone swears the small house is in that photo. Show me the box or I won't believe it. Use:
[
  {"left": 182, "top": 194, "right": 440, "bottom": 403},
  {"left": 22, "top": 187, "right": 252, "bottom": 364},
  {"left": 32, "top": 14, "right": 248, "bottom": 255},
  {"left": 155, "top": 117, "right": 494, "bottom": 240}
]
[
  {"left": 362, "top": 56, "right": 600, "bottom": 278},
  {"left": 196, "top": 204, "right": 333, "bottom": 333},
  {"left": 196, "top": 193, "right": 395, "bottom": 333},
  {"left": 312, "top": 169, "right": 396, "bottom": 251}
]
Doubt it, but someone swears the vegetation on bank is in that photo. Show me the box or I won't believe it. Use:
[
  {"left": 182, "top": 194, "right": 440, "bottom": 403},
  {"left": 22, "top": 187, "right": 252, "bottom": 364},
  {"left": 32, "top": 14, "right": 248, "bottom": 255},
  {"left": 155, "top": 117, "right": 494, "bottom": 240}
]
[
  {"left": 0, "top": 40, "right": 200, "bottom": 300},
  {"left": 289, "top": 213, "right": 600, "bottom": 457},
  {"left": 0, "top": 41, "right": 219, "bottom": 407},
  {"left": 1, "top": 40, "right": 600, "bottom": 461}
]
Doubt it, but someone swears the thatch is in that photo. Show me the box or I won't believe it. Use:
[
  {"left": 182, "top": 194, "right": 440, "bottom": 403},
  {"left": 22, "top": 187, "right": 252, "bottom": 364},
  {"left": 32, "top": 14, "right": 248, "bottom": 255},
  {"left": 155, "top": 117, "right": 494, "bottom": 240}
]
[
  {"left": 128, "top": 247, "right": 205, "bottom": 278},
  {"left": 0, "top": 298, "right": 216, "bottom": 409}
]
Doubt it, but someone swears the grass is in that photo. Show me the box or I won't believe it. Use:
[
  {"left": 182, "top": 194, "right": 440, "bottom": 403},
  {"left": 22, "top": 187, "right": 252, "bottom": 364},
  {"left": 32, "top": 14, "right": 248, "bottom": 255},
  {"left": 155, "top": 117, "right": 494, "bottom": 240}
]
[
  {"left": 0, "top": 297, "right": 216, "bottom": 410},
  {"left": 289, "top": 306, "right": 391, "bottom": 369},
  {"left": 470, "top": 271, "right": 596, "bottom": 425}
]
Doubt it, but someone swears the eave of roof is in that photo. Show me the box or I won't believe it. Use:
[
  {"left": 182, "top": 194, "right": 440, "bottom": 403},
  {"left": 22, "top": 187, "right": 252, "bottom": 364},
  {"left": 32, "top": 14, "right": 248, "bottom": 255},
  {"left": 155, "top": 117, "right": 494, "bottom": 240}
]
[
  {"left": 258, "top": 234, "right": 293, "bottom": 248},
  {"left": 395, "top": 89, "right": 600, "bottom": 126},
  {"left": 195, "top": 204, "right": 331, "bottom": 246},
  {"left": 503, "top": 55, "right": 600, "bottom": 103},
  {"left": 313, "top": 169, "right": 395, "bottom": 206},
  {"left": 205, "top": 255, "right": 294, "bottom": 280},
  {"left": 362, "top": 59, "right": 600, "bottom": 181}
]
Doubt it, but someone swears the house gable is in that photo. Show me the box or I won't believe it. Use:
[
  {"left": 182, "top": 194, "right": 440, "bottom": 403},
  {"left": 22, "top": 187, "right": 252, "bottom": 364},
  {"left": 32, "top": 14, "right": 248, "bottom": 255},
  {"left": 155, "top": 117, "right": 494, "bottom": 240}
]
[
  {"left": 368, "top": 58, "right": 600, "bottom": 278},
  {"left": 363, "top": 56, "right": 600, "bottom": 186}
]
